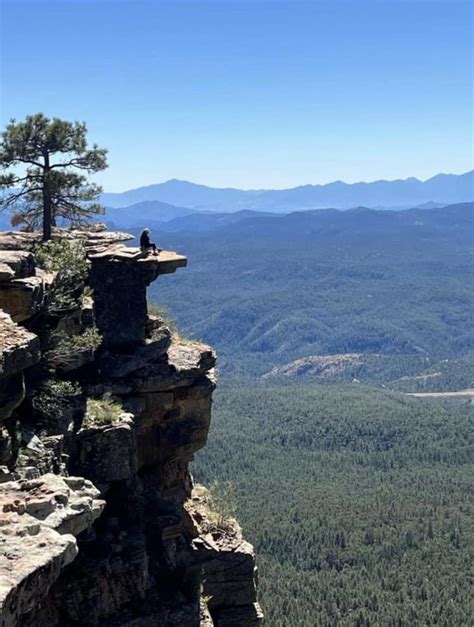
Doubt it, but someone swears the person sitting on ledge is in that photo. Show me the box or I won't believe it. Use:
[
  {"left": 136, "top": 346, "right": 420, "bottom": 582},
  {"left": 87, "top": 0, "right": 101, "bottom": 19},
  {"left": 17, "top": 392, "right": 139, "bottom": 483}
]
[{"left": 140, "top": 228, "right": 161, "bottom": 256}]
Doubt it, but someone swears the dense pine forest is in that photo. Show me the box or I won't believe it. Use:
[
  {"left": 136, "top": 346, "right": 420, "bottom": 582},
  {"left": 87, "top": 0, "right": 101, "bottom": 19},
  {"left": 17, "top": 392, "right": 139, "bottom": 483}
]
[{"left": 193, "top": 382, "right": 473, "bottom": 626}]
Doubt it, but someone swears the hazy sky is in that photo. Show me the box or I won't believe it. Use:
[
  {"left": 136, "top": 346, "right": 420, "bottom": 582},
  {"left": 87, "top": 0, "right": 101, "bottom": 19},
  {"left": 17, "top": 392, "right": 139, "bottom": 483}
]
[{"left": 1, "top": 0, "right": 472, "bottom": 191}]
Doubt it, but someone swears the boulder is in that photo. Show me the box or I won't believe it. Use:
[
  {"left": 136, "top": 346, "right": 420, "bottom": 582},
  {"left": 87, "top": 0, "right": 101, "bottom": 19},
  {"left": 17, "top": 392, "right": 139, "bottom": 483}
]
[
  {"left": 203, "top": 538, "right": 259, "bottom": 610},
  {"left": 134, "top": 377, "right": 214, "bottom": 472},
  {"left": 128, "top": 340, "right": 216, "bottom": 394},
  {"left": 97, "top": 327, "right": 172, "bottom": 380}
]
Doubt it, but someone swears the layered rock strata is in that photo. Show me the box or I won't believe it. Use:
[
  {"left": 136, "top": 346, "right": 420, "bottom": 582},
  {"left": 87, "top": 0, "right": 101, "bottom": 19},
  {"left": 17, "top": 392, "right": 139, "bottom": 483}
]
[{"left": 0, "top": 229, "right": 262, "bottom": 626}]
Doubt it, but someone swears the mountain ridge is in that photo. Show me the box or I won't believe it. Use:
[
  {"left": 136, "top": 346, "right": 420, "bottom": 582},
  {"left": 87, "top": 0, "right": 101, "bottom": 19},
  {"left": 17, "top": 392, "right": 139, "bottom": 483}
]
[
  {"left": 148, "top": 201, "right": 473, "bottom": 377},
  {"left": 101, "top": 170, "right": 474, "bottom": 212},
  {"left": 107, "top": 201, "right": 473, "bottom": 235}
]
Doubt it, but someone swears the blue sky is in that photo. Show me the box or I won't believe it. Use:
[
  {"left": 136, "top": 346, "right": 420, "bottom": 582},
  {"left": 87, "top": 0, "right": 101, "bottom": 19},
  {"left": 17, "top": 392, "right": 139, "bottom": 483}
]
[{"left": 1, "top": 0, "right": 472, "bottom": 191}]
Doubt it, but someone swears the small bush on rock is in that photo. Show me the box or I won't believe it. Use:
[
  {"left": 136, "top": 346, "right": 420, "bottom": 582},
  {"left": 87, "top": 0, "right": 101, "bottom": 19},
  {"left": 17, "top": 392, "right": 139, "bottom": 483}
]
[
  {"left": 205, "top": 481, "right": 237, "bottom": 532},
  {"left": 148, "top": 303, "right": 177, "bottom": 334},
  {"left": 84, "top": 394, "right": 123, "bottom": 427},
  {"left": 46, "top": 327, "right": 102, "bottom": 371},
  {"left": 49, "top": 327, "right": 102, "bottom": 355},
  {"left": 32, "top": 379, "right": 82, "bottom": 430},
  {"left": 149, "top": 302, "right": 203, "bottom": 345},
  {"left": 34, "top": 239, "right": 88, "bottom": 311}
]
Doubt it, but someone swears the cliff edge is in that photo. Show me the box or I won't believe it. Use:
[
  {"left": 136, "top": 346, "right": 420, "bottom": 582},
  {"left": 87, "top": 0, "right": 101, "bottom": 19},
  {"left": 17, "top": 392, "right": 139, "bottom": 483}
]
[{"left": 0, "top": 227, "right": 263, "bottom": 626}]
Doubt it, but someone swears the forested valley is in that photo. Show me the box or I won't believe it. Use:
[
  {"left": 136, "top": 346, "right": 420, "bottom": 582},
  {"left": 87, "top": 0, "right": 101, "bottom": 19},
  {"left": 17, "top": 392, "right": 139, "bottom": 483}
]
[
  {"left": 148, "top": 203, "right": 473, "bottom": 387},
  {"left": 146, "top": 203, "right": 473, "bottom": 625},
  {"left": 193, "top": 383, "right": 473, "bottom": 626}
]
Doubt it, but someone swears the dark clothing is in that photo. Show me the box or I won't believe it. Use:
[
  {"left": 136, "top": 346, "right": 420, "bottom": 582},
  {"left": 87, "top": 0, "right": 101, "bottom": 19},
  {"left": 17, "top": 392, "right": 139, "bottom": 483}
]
[
  {"left": 140, "top": 230, "right": 157, "bottom": 253},
  {"left": 140, "top": 230, "right": 151, "bottom": 249}
]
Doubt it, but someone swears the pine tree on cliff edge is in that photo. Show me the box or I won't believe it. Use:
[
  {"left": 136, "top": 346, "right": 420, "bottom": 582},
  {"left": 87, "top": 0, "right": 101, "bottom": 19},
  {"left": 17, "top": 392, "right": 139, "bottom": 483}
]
[{"left": 0, "top": 113, "right": 108, "bottom": 241}]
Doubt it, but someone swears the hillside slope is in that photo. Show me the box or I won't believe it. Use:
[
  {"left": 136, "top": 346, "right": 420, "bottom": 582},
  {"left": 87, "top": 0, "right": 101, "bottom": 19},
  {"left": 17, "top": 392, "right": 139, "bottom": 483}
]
[{"left": 149, "top": 203, "right": 473, "bottom": 381}]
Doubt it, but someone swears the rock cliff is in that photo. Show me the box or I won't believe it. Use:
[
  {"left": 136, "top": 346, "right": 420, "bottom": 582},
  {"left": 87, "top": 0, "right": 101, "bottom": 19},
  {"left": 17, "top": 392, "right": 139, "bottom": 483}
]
[{"left": 0, "top": 227, "right": 263, "bottom": 626}]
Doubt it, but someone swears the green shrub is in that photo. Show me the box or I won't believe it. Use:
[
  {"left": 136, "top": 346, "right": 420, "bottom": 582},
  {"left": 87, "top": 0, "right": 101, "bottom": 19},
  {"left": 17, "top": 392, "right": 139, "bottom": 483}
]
[
  {"left": 50, "top": 327, "right": 102, "bottom": 355},
  {"left": 84, "top": 394, "right": 123, "bottom": 427},
  {"left": 32, "top": 379, "right": 81, "bottom": 424},
  {"left": 206, "top": 480, "right": 237, "bottom": 531},
  {"left": 34, "top": 238, "right": 88, "bottom": 275},
  {"left": 148, "top": 303, "right": 177, "bottom": 334},
  {"left": 34, "top": 239, "right": 88, "bottom": 311},
  {"left": 148, "top": 302, "right": 203, "bottom": 345}
]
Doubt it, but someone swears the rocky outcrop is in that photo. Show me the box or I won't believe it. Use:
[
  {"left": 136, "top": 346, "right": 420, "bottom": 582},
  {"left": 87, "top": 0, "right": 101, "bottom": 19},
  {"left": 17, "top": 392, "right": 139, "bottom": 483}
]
[
  {"left": 262, "top": 352, "right": 366, "bottom": 379},
  {"left": 187, "top": 488, "right": 263, "bottom": 626},
  {"left": 89, "top": 246, "right": 186, "bottom": 348},
  {"left": 0, "top": 224, "right": 133, "bottom": 254},
  {"left": 0, "top": 311, "right": 41, "bottom": 465},
  {"left": 0, "top": 228, "right": 262, "bottom": 626},
  {"left": 0, "top": 474, "right": 105, "bottom": 627},
  {"left": 0, "top": 251, "right": 36, "bottom": 282},
  {"left": 0, "top": 311, "right": 40, "bottom": 381}
]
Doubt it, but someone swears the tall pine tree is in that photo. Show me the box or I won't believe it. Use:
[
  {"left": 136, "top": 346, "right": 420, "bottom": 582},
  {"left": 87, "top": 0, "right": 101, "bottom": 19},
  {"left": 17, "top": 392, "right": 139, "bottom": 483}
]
[{"left": 0, "top": 114, "right": 107, "bottom": 240}]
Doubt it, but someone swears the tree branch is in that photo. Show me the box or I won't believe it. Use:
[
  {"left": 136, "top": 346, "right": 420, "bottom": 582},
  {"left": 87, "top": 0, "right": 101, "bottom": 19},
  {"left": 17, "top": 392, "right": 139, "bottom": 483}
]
[
  {"left": 0, "top": 187, "right": 43, "bottom": 208},
  {"left": 12, "top": 156, "right": 44, "bottom": 168}
]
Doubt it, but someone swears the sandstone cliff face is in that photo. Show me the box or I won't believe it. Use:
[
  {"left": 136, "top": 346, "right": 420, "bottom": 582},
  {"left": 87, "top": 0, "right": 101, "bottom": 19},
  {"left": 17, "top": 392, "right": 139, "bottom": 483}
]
[{"left": 0, "top": 228, "right": 262, "bottom": 627}]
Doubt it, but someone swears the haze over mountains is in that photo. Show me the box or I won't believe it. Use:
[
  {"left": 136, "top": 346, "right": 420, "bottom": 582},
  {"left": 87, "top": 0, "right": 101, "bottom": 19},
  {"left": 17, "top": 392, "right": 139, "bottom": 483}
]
[
  {"left": 1, "top": 171, "right": 471, "bottom": 231},
  {"left": 102, "top": 170, "right": 474, "bottom": 214}
]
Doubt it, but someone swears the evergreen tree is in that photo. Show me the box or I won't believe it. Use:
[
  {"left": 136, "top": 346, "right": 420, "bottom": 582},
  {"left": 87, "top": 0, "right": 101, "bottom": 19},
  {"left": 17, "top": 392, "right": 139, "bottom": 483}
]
[{"left": 0, "top": 113, "right": 107, "bottom": 240}]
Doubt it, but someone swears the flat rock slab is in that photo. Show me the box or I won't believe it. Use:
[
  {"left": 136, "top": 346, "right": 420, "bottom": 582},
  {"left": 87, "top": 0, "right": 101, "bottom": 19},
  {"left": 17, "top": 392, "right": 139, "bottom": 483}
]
[
  {"left": 105, "top": 338, "right": 216, "bottom": 393},
  {"left": 88, "top": 246, "right": 187, "bottom": 276},
  {"left": 0, "top": 228, "right": 133, "bottom": 252}
]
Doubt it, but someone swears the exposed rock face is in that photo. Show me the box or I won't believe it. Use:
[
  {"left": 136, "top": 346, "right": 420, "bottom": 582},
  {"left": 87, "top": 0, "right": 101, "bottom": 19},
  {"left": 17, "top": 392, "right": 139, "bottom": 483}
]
[
  {"left": 0, "top": 229, "right": 262, "bottom": 627},
  {"left": 263, "top": 352, "right": 365, "bottom": 379},
  {"left": 187, "top": 489, "right": 264, "bottom": 626},
  {"left": 0, "top": 311, "right": 40, "bottom": 381},
  {"left": 0, "top": 251, "right": 36, "bottom": 282},
  {"left": 0, "top": 311, "right": 41, "bottom": 465},
  {"left": 0, "top": 474, "right": 105, "bottom": 627},
  {"left": 89, "top": 246, "right": 187, "bottom": 349}
]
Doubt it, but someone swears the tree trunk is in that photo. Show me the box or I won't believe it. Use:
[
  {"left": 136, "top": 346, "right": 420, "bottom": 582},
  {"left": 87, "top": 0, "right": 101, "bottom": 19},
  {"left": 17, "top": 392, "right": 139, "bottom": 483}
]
[{"left": 42, "top": 153, "right": 52, "bottom": 241}]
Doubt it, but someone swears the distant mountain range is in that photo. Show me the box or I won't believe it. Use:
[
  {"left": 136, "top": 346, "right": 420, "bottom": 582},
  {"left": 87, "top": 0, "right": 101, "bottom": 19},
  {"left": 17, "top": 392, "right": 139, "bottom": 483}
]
[
  {"left": 102, "top": 170, "right": 473, "bottom": 214},
  {"left": 1, "top": 171, "right": 471, "bottom": 231},
  {"left": 104, "top": 200, "right": 194, "bottom": 226},
  {"left": 112, "top": 202, "right": 473, "bottom": 235}
]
